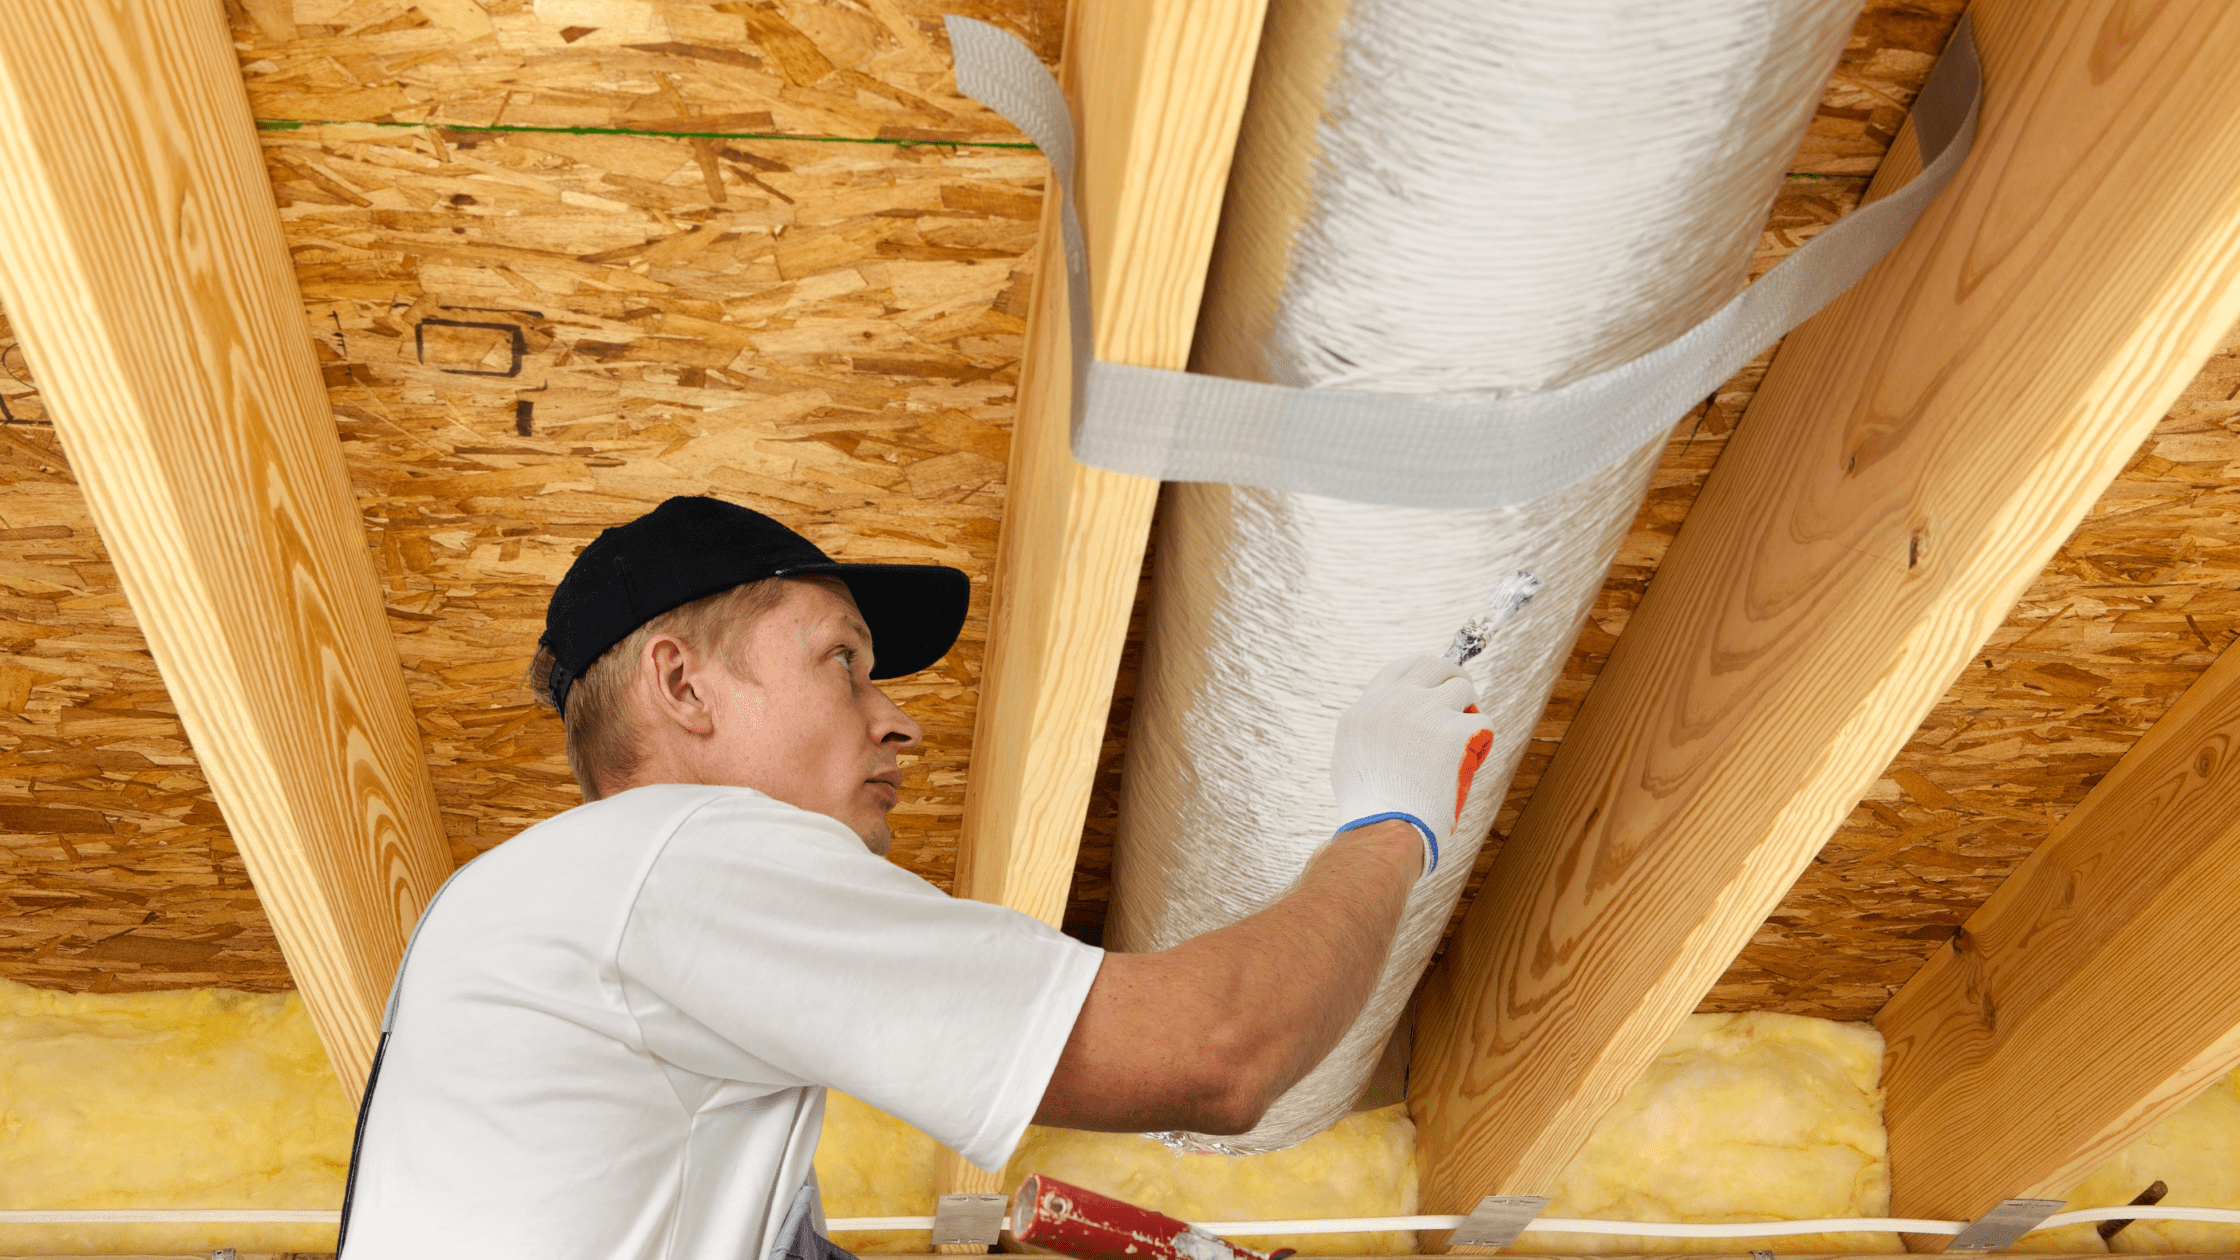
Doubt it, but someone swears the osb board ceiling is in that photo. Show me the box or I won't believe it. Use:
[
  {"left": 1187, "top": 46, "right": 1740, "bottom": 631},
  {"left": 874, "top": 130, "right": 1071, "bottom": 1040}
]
[
  {"left": 0, "top": 0, "right": 1060, "bottom": 992},
  {"left": 0, "top": 332, "right": 273, "bottom": 988},
  {"left": 3, "top": 0, "right": 2236, "bottom": 1027}
]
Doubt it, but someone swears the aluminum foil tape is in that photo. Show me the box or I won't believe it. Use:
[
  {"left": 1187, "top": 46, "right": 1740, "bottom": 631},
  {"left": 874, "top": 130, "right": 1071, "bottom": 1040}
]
[{"left": 1106, "top": 0, "right": 1857, "bottom": 1152}]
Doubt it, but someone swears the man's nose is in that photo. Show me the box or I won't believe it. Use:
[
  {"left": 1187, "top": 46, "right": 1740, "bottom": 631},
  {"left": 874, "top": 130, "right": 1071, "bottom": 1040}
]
[{"left": 875, "top": 690, "right": 922, "bottom": 747}]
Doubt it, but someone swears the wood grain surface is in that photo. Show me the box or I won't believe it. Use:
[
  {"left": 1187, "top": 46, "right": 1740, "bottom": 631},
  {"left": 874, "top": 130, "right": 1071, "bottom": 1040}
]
[
  {"left": 951, "top": 0, "right": 1265, "bottom": 948},
  {"left": 1408, "top": 0, "right": 2240, "bottom": 1232},
  {"left": 939, "top": 0, "right": 1268, "bottom": 1206},
  {"left": 0, "top": 0, "right": 453, "bottom": 1088},
  {"left": 1710, "top": 329, "right": 2240, "bottom": 1016},
  {"left": 1877, "top": 638, "right": 2240, "bottom": 1239}
]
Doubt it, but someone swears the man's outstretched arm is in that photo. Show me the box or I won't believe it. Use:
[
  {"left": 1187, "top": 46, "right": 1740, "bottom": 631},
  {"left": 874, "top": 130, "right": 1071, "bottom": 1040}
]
[{"left": 1035, "top": 656, "right": 1492, "bottom": 1134}]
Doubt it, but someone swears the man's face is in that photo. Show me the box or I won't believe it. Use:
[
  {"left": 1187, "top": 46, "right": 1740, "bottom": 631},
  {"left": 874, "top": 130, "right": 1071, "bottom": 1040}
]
[{"left": 696, "top": 578, "right": 923, "bottom": 854}]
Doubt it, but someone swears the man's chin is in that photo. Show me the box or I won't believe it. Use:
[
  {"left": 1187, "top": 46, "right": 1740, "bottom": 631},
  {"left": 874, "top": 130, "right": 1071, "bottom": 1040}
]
[{"left": 857, "top": 818, "right": 893, "bottom": 857}]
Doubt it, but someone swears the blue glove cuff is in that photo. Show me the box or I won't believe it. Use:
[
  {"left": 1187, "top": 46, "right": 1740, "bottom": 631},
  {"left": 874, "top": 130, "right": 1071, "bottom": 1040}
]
[{"left": 1335, "top": 811, "right": 1438, "bottom": 875}]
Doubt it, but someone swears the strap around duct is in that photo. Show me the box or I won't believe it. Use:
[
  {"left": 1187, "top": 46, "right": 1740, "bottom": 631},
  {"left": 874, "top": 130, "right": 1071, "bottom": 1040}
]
[{"left": 942, "top": 14, "right": 1983, "bottom": 511}]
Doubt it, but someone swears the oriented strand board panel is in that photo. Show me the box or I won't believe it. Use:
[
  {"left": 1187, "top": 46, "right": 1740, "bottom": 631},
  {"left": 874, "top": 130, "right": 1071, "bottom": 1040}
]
[
  {"left": 0, "top": 311, "right": 278, "bottom": 992},
  {"left": 237, "top": 0, "right": 1067, "bottom": 140},
  {"left": 273, "top": 125, "right": 1041, "bottom": 875},
  {"left": 0, "top": 0, "right": 1055, "bottom": 993}
]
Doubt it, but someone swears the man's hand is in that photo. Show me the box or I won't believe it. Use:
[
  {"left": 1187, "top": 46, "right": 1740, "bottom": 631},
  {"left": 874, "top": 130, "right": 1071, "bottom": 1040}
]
[{"left": 1330, "top": 654, "right": 1495, "bottom": 876}]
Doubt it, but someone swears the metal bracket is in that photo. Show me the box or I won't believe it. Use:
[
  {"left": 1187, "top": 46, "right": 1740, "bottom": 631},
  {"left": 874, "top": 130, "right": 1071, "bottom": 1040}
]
[
  {"left": 1448, "top": 1195, "right": 1550, "bottom": 1249},
  {"left": 1948, "top": 1199, "right": 2066, "bottom": 1251},
  {"left": 932, "top": 1192, "right": 1009, "bottom": 1246}
]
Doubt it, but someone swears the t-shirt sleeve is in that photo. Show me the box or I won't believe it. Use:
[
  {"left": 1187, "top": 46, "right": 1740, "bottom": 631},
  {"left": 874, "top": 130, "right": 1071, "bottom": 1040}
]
[{"left": 616, "top": 794, "right": 1104, "bottom": 1172}]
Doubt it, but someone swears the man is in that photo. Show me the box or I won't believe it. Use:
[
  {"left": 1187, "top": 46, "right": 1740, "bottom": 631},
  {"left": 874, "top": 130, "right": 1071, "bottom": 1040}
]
[{"left": 339, "top": 496, "right": 1491, "bottom": 1260}]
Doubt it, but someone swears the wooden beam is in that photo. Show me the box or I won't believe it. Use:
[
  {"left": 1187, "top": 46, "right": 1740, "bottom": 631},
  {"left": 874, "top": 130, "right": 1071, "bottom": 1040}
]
[
  {"left": 936, "top": 0, "right": 1267, "bottom": 1209},
  {"left": 1877, "top": 638, "right": 2240, "bottom": 1245},
  {"left": 0, "top": 0, "right": 452, "bottom": 1092},
  {"left": 953, "top": 0, "right": 1267, "bottom": 927},
  {"left": 1409, "top": 0, "right": 2240, "bottom": 1237}
]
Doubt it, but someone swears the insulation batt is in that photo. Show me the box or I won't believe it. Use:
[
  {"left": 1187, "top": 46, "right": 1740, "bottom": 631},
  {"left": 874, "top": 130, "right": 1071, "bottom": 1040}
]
[
  {"left": 15, "top": 991, "right": 2240, "bottom": 1254},
  {"left": 1516, "top": 1012, "right": 1900, "bottom": 1255},
  {"left": 2015, "top": 1065, "right": 2240, "bottom": 1254},
  {"left": 1111, "top": 0, "right": 1858, "bottom": 1152},
  {"left": 818, "top": 1089, "right": 941, "bottom": 1254},
  {"left": 0, "top": 977, "right": 350, "bottom": 1256}
]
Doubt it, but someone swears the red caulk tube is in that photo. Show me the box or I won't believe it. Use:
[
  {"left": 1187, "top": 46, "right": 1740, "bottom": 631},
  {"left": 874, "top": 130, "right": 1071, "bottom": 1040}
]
[{"left": 1008, "top": 1173, "right": 1295, "bottom": 1260}]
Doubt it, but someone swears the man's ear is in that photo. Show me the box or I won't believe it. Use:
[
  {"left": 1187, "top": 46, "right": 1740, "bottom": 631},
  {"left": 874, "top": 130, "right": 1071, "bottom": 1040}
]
[{"left": 638, "top": 633, "right": 719, "bottom": 737}]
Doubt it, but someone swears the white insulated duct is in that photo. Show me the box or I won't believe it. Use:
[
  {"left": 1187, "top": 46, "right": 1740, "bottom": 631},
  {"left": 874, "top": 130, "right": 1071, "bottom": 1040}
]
[{"left": 1107, "top": 0, "right": 1859, "bottom": 1152}]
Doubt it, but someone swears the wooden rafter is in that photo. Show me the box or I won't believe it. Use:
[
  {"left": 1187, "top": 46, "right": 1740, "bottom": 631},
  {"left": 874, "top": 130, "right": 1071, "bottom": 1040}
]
[
  {"left": 1408, "top": 0, "right": 2240, "bottom": 1237},
  {"left": 953, "top": 0, "right": 1268, "bottom": 928},
  {"left": 935, "top": 0, "right": 1268, "bottom": 1206},
  {"left": 1877, "top": 637, "right": 2240, "bottom": 1244},
  {"left": 0, "top": 0, "right": 452, "bottom": 1091}
]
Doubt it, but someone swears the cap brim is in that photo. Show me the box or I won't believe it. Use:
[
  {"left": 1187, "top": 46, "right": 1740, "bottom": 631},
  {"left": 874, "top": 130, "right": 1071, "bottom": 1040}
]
[{"left": 784, "top": 562, "right": 969, "bottom": 679}]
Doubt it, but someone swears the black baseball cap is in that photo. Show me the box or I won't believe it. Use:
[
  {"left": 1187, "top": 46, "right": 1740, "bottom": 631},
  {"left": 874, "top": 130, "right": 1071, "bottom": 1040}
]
[{"left": 539, "top": 496, "right": 968, "bottom": 716}]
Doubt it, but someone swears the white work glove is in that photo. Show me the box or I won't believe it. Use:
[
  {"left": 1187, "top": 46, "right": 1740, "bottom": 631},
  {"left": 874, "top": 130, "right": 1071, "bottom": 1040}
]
[{"left": 1330, "top": 654, "right": 1496, "bottom": 878}]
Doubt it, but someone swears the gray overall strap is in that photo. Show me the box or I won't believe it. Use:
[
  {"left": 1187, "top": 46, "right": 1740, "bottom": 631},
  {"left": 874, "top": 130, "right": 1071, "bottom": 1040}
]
[
  {"left": 941, "top": 13, "right": 1983, "bottom": 511},
  {"left": 335, "top": 860, "right": 479, "bottom": 1256},
  {"left": 773, "top": 1179, "right": 861, "bottom": 1260}
]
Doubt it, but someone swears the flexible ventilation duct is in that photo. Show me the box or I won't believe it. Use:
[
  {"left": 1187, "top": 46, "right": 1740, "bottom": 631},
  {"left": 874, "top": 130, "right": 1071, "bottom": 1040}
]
[{"left": 1107, "top": 0, "right": 1858, "bottom": 1152}]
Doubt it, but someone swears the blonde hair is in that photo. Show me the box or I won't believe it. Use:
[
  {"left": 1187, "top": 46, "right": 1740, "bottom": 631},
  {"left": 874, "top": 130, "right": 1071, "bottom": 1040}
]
[{"left": 531, "top": 578, "right": 792, "bottom": 801}]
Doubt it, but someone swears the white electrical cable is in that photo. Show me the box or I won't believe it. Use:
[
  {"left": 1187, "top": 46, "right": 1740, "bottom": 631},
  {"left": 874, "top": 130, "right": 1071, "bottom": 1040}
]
[
  {"left": 13, "top": 1206, "right": 2239, "bottom": 1235},
  {"left": 815, "top": 1208, "right": 2240, "bottom": 1236},
  {"left": 0, "top": 1209, "right": 339, "bottom": 1223}
]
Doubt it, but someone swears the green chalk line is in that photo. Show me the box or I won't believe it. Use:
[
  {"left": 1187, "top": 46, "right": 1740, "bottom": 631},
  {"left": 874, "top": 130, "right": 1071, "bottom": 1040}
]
[{"left": 256, "top": 116, "right": 1038, "bottom": 150}]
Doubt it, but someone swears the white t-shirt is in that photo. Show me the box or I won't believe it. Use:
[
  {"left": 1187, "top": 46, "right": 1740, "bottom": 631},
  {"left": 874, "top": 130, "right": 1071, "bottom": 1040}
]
[{"left": 341, "top": 784, "right": 1105, "bottom": 1260}]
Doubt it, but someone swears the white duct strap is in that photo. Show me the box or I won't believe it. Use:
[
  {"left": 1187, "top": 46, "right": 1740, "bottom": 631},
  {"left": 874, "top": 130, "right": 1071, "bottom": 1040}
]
[{"left": 943, "top": 14, "right": 1981, "bottom": 510}]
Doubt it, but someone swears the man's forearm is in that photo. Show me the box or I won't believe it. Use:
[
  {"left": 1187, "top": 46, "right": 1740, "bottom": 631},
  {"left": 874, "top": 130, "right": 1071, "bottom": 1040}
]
[
  {"left": 1032, "top": 819, "right": 1422, "bottom": 1134},
  {"left": 1176, "top": 818, "right": 1422, "bottom": 1122}
]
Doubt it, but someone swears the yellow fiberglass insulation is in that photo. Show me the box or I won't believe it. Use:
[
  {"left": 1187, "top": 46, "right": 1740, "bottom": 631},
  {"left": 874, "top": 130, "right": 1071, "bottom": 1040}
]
[
  {"left": 816, "top": 1089, "right": 940, "bottom": 1254},
  {"left": 18, "top": 977, "right": 2239, "bottom": 1258},
  {"left": 2016, "top": 1064, "right": 2240, "bottom": 1254},
  {"left": 1515, "top": 1011, "right": 1901, "bottom": 1255},
  {"left": 0, "top": 976, "right": 351, "bottom": 1256}
]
